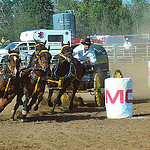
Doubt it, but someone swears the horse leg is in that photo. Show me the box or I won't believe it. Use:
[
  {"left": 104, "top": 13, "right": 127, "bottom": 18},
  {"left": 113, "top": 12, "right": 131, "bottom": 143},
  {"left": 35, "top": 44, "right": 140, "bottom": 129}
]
[
  {"left": 47, "top": 89, "right": 53, "bottom": 107},
  {"left": 69, "top": 89, "right": 77, "bottom": 111},
  {"left": 33, "top": 93, "right": 43, "bottom": 111},
  {"left": 69, "top": 82, "right": 80, "bottom": 111},
  {"left": 51, "top": 89, "right": 65, "bottom": 113},
  {"left": 0, "top": 94, "right": 15, "bottom": 113},
  {"left": 27, "top": 95, "right": 37, "bottom": 112},
  {"left": 17, "top": 91, "right": 30, "bottom": 120},
  {"left": 11, "top": 93, "right": 24, "bottom": 121},
  {"left": 0, "top": 99, "right": 7, "bottom": 113}
]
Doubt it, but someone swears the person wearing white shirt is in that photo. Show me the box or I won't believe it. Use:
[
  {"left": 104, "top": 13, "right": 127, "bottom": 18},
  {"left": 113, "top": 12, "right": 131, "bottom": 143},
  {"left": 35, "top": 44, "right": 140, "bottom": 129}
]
[
  {"left": 73, "top": 38, "right": 96, "bottom": 65},
  {"left": 123, "top": 38, "right": 132, "bottom": 57}
]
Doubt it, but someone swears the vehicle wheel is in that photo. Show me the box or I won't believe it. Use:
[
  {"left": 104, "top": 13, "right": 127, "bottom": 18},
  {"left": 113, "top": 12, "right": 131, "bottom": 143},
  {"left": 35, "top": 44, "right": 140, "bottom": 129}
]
[
  {"left": 94, "top": 73, "right": 104, "bottom": 107},
  {"left": 113, "top": 69, "right": 123, "bottom": 78}
]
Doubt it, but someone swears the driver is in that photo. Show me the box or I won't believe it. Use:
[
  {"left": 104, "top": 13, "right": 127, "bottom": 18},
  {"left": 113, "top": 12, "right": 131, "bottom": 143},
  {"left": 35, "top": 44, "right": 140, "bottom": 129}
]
[{"left": 72, "top": 38, "right": 96, "bottom": 65}]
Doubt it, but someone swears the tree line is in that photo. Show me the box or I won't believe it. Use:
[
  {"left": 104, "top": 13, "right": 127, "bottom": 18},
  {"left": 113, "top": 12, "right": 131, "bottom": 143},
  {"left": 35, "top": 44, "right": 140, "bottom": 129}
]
[{"left": 0, "top": 0, "right": 150, "bottom": 42}]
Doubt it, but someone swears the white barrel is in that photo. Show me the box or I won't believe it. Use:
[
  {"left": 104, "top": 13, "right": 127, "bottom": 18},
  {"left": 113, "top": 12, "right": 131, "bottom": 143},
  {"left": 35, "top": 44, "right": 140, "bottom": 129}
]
[{"left": 105, "top": 78, "right": 133, "bottom": 118}]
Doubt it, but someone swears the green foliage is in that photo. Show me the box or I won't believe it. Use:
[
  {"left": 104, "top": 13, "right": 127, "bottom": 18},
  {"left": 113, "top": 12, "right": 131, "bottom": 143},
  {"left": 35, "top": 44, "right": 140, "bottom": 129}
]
[
  {"left": 0, "top": 0, "right": 150, "bottom": 41},
  {"left": 0, "top": 0, "right": 54, "bottom": 41}
]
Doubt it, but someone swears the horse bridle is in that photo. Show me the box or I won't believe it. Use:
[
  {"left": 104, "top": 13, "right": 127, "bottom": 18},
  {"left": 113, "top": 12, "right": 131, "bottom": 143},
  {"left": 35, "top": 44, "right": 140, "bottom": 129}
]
[
  {"left": 8, "top": 53, "right": 20, "bottom": 74},
  {"left": 35, "top": 50, "right": 49, "bottom": 68}
]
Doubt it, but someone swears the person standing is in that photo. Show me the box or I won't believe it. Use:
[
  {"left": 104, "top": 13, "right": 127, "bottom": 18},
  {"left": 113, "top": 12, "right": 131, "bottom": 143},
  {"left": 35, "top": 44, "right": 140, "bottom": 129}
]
[{"left": 123, "top": 38, "right": 132, "bottom": 57}]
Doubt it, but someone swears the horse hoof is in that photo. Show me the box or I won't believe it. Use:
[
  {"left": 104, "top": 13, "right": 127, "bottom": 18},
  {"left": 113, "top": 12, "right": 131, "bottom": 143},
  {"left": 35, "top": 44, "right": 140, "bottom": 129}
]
[
  {"left": 21, "top": 118, "right": 27, "bottom": 122},
  {"left": 17, "top": 113, "right": 26, "bottom": 120},
  {"left": 33, "top": 106, "right": 38, "bottom": 111},
  {"left": 10, "top": 118, "right": 15, "bottom": 121},
  {"left": 48, "top": 101, "right": 53, "bottom": 107}
]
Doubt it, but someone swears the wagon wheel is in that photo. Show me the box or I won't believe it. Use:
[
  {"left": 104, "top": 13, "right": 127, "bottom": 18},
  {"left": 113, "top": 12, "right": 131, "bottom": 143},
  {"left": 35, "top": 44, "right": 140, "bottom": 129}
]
[
  {"left": 94, "top": 73, "right": 104, "bottom": 107},
  {"left": 113, "top": 69, "right": 123, "bottom": 78}
]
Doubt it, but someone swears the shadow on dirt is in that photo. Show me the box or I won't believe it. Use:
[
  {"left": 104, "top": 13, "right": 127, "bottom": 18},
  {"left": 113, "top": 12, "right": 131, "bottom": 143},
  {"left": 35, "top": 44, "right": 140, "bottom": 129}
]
[
  {"left": 26, "top": 114, "right": 106, "bottom": 123},
  {"left": 133, "top": 99, "right": 150, "bottom": 104},
  {"left": 133, "top": 113, "right": 150, "bottom": 118},
  {"left": 25, "top": 106, "right": 106, "bottom": 123}
]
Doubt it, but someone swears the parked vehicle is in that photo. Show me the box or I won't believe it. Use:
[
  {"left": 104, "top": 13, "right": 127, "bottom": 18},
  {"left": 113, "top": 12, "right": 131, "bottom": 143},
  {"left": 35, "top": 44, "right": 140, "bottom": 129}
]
[
  {"left": 0, "top": 44, "right": 7, "bottom": 49},
  {"left": 1, "top": 50, "right": 31, "bottom": 67},
  {"left": 103, "top": 35, "right": 125, "bottom": 52},
  {"left": 0, "top": 29, "right": 71, "bottom": 63},
  {"left": 21, "top": 29, "right": 71, "bottom": 59},
  {"left": 0, "top": 41, "right": 36, "bottom": 63}
]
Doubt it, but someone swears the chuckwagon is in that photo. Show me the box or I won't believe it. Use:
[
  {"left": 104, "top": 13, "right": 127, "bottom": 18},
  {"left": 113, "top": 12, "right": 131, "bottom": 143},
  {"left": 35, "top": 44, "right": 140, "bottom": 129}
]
[
  {"left": 77, "top": 44, "right": 110, "bottom": 106},
  {"left": 49, "top": 43, "right": 110, "bottom": 107}
]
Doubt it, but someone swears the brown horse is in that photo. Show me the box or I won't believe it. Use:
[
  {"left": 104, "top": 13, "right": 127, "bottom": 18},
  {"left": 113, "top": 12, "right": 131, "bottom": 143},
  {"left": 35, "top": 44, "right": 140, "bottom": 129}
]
[
  {"left": 47, "top": 44, "right": 86, "bottom": 113},
  {"left": 18, "top": 41, "right": 52, "bottom": 121},
  {"left": 0, "top": 49, "right": 22, "bottom": 118}
]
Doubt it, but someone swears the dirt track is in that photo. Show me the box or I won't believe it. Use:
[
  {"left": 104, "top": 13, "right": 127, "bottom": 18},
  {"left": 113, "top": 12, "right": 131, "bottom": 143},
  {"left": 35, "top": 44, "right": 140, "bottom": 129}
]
[
  {"left": 0, "top": 63, "right": 150, "bottom": 150},
  {"left": 0, "top": 90, "right": 150, "bottom": 150}
]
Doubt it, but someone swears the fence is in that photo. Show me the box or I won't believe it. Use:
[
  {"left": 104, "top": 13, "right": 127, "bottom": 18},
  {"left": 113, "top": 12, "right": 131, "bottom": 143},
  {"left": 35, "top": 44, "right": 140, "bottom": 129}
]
[{"left": 104, "top": 42, "right": 150, "bottom": 64}]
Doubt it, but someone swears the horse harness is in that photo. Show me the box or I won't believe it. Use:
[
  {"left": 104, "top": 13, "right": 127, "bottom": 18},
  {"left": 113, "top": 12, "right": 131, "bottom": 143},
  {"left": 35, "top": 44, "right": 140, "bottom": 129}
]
[
  {"left": 0, "top": 52, "right": 19, "bottom": 98},
  {"left": 52, "top": 53, "right": 81, "bottom": 88},
  {"left": 30, "top": 49, "right": 50, "bottom": 96}
]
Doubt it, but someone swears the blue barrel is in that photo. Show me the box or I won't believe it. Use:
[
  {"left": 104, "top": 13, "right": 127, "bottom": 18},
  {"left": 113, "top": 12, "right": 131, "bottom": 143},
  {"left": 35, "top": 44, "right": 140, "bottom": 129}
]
[{"left": 53, "top": 13, "right": 75, "bottom": 36}]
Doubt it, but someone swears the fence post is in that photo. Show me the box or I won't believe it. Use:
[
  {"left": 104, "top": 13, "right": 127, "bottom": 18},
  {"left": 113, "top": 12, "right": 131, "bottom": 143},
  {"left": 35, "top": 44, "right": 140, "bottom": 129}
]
[{"left": 113, "top": 44, "right": 117, "bottom": 63}]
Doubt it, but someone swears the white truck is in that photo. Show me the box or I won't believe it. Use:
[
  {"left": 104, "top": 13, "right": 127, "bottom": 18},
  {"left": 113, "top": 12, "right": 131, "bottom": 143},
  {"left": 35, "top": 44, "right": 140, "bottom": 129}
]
[
  {"left": 20, "top": 29, "right": 71, "bottom": 58},
  {"left": 0, "top": 29, "right": 71, "bottom": 64}
]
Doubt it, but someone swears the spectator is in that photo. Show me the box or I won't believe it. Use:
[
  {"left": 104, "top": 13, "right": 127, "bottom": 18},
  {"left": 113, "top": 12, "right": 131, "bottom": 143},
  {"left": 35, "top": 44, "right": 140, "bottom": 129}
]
[
  {"left": 1, "top": 37, "right": 5, "bottom": 44},
  {"left": 123, "top": 38, "right": 132, "bottom": 57}
]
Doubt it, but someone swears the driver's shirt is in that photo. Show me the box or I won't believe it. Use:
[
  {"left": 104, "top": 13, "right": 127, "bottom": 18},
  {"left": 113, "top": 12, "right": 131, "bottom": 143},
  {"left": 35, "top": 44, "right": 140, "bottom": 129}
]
[{"left": 73, "top": 44, "right": 96, "bottom": 65}]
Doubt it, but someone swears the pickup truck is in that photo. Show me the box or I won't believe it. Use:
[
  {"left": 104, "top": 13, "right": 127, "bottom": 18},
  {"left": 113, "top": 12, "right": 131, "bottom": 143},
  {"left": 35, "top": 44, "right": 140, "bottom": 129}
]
[{"left": 0, "top": 41, "right": 35, "bottom": 64}]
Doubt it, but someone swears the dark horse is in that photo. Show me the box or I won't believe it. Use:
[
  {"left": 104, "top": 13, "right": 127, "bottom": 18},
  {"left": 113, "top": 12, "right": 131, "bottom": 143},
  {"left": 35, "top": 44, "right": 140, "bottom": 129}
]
[
  {"left": 0, "top": 49, "right": 22, "bottom": 119},
  {"left": 47, "top": 44, "right": 86, "bottom": 113},
  {"left": 18, "top": 41, "right": 52, "bottom": 120}
]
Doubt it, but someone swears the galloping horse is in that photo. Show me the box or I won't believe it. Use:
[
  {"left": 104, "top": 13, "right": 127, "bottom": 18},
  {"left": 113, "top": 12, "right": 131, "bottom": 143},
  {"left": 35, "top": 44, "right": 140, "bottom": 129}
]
[
  {"left": 47, "top": 44, "right": 86, "bottom": 113},
  {"left": 18, "top": 41, "right": 52, "bottom": 120},
  {"left": 0, "top": 49, "right": 22, "bottom": 118}
]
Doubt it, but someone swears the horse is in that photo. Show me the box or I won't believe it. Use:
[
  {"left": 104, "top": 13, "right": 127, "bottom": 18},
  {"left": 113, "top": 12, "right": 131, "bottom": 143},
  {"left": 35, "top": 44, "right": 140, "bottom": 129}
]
[
  {"left": 18, "top": 41, "right": 52, "bottom": 121},
  {"left": 47, "top": 44, "right": 86, "bottom": 113},
  {"left": 0, "top": 49, "right": 22, "bottom": 119}
]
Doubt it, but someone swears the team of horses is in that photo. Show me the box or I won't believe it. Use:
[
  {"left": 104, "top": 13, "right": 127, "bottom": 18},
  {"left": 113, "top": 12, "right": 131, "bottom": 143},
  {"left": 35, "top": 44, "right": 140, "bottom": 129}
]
[{"left": 0, "top": 41, "right": 86, "bottom": 121}]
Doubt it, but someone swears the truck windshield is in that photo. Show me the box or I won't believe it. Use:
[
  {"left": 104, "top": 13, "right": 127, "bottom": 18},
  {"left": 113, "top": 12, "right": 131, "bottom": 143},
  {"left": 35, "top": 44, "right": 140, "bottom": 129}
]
[
  {"left": 48, "top": 35, "right": 63, "bottom": 42},
  {"left": 105, "top": 37, "right": 125, "bottom": 46},
  {"left": 5, "top": 43, "right": 19, "bottom": 50}
]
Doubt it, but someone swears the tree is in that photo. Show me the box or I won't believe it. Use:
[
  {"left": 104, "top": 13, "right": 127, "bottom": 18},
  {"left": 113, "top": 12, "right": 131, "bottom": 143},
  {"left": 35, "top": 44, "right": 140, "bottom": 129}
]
[
  {"left": 128, "top": 0, "right": 150, "bottom": 34},
  {"left": 0, "top": 0, "right": 14, "bottom": 40},
  {"left": 0, "top": 0, "right": 54, "bottom": 41}
]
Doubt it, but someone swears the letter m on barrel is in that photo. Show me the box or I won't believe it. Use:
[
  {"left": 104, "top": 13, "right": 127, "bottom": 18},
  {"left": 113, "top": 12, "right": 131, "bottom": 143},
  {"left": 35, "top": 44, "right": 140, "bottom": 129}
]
[{"left": 106, "top": 89, "right": 133, "bottom": 104}]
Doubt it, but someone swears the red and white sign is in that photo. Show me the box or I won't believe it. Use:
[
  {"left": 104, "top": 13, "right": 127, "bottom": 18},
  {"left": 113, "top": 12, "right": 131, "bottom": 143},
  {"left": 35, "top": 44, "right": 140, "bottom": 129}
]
[{"left": 105, "top": 78, "right": 133, "bottom": 118}]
